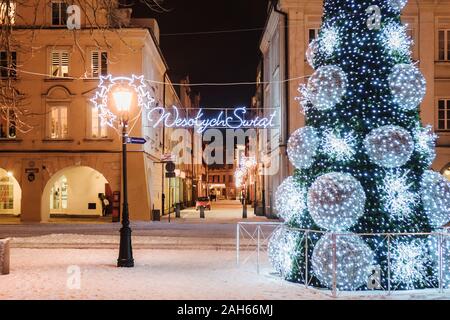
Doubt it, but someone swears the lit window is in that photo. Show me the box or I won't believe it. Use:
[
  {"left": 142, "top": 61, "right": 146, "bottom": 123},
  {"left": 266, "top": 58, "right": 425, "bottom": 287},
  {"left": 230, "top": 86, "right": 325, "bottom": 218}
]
[
  {"left": 308, "top": 28, "right": 319, "bottom": 43},
  {"left": 51, "top": 50, "right": 69, "bottom": 77},
  {"left": 49, "top": 106, "right": 68, "bottom": 139},
  {"left": 438, "top": 30, "right": 450, "bottom": 61},
  {"left": 438, "top": 99, "right": 450, "bottom": 131},
  {"left": 51, "top": 1, "right": 68, "bottom": 26},
  {"left": 0, "top": 175, "right": 14, "bottom": 211},
  {"left": 51, "top": 176, "right": 68, "bottom": 210},
  {"left": 91, "top": 105, "right": 108, "bottom": 139},
  {"left": 0, "top": 1, "right": 15, "bottom": 25},
  {"left": 91, "top": 51, "right": 108, "bottom": 78},
  {"left": 0, "top": 51, "right": 16, "bottom": 78},
  {"left": 0, "top": 108, "right": 16, "bottom": 139}
]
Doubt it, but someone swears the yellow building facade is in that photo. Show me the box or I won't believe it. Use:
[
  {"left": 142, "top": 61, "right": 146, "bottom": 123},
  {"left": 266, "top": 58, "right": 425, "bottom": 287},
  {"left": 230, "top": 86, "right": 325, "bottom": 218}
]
[{"left": 0, "top": 1, "right": 185, "bottom": 222}]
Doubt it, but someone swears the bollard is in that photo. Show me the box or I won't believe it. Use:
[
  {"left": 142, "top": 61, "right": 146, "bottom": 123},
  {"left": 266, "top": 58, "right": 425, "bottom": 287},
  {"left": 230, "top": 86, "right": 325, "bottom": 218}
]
[
  {"left": 0, "top": 238, "right": 10, "bottom": 275},
  {"left": 200, "top": 206, "right": 205, "bottom": 219},
  {"left": 175, "top": 203, "right": 181, "bottom": 218}
]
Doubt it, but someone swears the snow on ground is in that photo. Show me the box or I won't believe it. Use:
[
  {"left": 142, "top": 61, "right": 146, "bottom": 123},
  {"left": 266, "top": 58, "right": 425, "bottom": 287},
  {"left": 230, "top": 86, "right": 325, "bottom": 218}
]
[{"left": 1, "top": 248, "right": 449, "bottom": 300}]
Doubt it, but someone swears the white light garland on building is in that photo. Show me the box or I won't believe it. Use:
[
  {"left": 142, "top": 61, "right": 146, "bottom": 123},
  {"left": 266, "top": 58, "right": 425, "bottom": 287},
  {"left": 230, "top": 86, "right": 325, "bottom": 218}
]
[
  {"left": 364, "top": 125, "right": 415, "bottom": 168},
  {"left": 268, "top": 227, "right": 302, "bottom": 279},
  {"left": 311, "top": 233, "right": 374, "bottom": 290},
  {"left": 307, "top": 172, "right": 366, "bottom": 232},
  {"left": 287, "top": 126, "right": 320, "bottom": 170},
  {"left": 380, "top": 170, "right": 419, "bottom": 221},
  {"left": 388, "top": 64, "right": 426, "bottom": 111},
  {"left": 306, "top": 39, "right": 318, "bottom": 69},
  {"left": 388, "top": 0, "right": 408, "bottom": 12},
  {"left": 321, "top": 129, "right": 357, "bottom": 162},
  {"left": 420, "top": 170, "right": 450, "bottom": 228},
  {"left": 381, "top": 22, "right": 412, "bottom": 57},
  {"left": 301, "top": 65, "right": 348, "bottom": 112},
  {"left": 275, "top": 177, "right": 307, "bottom": 224},
  {"left": 414, "top": 125, "right": 437, "bottom": 166},
  {"left": 391, "top": 238, "right": 432, "bottom": 290}
]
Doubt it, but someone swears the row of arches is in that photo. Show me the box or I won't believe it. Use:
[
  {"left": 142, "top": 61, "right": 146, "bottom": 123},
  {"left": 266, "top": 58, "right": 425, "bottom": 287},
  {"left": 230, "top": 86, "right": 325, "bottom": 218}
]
[{"left": 0, "top": 166, "right": 110, "bottom": 221}]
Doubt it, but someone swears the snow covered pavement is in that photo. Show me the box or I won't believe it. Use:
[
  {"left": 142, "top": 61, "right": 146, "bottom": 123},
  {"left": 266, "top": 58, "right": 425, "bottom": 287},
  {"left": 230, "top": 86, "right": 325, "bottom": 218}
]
[{"left": 1, "top": 248, "right": 449, "bottom": 300}]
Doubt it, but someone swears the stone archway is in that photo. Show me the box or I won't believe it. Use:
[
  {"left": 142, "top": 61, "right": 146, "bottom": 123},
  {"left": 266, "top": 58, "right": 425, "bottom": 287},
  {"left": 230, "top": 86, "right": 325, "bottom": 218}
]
[{"left": 41, "top": 166, "right": 111, "bottom": 221}]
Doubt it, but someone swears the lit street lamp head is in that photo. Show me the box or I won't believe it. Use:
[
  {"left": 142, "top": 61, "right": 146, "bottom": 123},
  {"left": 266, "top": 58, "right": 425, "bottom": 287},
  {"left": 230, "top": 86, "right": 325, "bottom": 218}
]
[{"left": 113, "top": 88, "right": 133, "bottom": 122}]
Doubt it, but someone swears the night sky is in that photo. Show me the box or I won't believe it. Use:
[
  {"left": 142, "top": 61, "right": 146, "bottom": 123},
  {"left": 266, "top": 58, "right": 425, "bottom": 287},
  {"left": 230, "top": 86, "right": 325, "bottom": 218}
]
[{"left": 133, "top": 0, "right": 269, "bottom": 109}]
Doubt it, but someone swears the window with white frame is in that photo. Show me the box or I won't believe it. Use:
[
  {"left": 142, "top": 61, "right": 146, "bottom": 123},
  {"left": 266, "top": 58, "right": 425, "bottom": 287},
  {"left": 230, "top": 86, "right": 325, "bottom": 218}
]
[
  {"left": 0, "top": 108, "right": 16, "bottom": 139},
  {"left": 0, "top": 1, "right": 15, "bottom": 25},
  {"left": 438, "top": 99, "right": 450, "bottom": 131},
  {"left": 0, "top": 51, "right": 16, "bottom": 78},
  {"left": 49, "top": 106, "right": 68, "bottom": 139},
  {"left": 51, "top": 50, "right": 69, "bottom": 77},
  {"left": 91, "top": 51, "right": 108, "bottom": 78},
  {"left": 438, "top": 30, "right": 450, "bottom": 61},
  {"left": 90, "top": 104, "right": 108, "bottom": 139},
  {"left": 51, "top": 0, "right": 68, "bottom": 26}
]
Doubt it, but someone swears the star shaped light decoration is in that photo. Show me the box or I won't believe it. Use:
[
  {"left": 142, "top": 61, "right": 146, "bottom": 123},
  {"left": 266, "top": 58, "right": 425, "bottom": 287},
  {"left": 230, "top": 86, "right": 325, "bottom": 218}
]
[{"left": 90, "top": 75, "right": 155, "bottom": 128}]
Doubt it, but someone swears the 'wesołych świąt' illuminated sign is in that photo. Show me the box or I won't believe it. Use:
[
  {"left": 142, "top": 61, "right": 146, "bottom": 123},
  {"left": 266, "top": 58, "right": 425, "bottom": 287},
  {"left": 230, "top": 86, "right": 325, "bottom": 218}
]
[
  {"left": 91, "top": 75, "right": 277, "bottom": 132},
  {"left": 147, "top": 106, "right": 277, "bottom": 133}
]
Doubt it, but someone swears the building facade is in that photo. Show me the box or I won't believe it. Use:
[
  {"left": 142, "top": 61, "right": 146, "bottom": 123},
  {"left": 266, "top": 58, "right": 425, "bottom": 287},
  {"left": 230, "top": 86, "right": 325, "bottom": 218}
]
[
  {"left": 258, "top": 0, "right": 450, "bottom": 215},
  {"left": 0, "top": 0, "right": 186, "bottom": 222}
]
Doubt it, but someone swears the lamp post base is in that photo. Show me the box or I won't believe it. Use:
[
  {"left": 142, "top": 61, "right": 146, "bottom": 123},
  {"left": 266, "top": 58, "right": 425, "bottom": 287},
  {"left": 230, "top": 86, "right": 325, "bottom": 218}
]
[{"left": 117, "top": 226, "right": 134, "bottom": 268}]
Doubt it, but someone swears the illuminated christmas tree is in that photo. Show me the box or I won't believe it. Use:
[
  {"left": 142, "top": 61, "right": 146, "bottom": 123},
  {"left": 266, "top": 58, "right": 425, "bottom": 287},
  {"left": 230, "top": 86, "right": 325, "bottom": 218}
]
[{"left": 268, "top": 0, "right": 450, "bottom": 291}]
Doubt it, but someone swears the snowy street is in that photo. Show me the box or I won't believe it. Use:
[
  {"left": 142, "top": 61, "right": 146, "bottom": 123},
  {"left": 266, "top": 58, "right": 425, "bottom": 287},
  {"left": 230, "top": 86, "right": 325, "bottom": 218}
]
[{"left": 0, "top": 247, "right": 448, "bottom": 300}]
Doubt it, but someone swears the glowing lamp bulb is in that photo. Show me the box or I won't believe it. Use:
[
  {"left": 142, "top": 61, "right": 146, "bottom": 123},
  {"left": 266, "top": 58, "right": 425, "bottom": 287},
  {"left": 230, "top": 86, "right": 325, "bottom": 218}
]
[
  {"left": 6, "top": 171, "right": 13, "bottom": 177},
  {"left": 113, "top": 89, "right": 133, "bottom": 113}
]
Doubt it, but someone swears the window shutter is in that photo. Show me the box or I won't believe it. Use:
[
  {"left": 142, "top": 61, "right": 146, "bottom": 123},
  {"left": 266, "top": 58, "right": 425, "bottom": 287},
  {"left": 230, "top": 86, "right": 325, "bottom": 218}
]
[
  {"left": 91, "top": 51, "right": 99, "bottom": 77},
  {"left": 61, "top": 52, "right": 69, "bottom": 67}
]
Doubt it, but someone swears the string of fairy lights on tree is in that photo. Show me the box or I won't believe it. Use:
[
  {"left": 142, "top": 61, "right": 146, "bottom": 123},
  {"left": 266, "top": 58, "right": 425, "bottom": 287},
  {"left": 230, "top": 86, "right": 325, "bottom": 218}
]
[{"left": 268, "top": 0, "right": 450, "bottom": 291}]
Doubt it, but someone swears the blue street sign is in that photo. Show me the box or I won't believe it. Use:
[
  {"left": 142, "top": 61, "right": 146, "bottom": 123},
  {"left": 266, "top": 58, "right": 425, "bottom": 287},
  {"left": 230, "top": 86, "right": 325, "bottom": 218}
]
[{"left": 126, "top": 137, "right": 147, "bottom": 145}]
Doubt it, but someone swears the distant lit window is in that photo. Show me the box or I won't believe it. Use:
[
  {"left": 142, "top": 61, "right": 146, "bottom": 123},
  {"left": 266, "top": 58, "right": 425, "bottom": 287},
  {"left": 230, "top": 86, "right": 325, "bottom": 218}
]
[
  {"left": 0, "top": 51, "right": 16, "bottom": 78},
  {"left": 51, "top": 50, "right": 69, "bottom": 77},
  {"left": 49, "top": 106, "right": 68, "bottom": 139},
  {"left": 0, "top": 108, "right": 16, "bottom": 139},
  {"left": 438, "top": 99, "right": 450, "bottom": 131},
  {"left": 90, "top": 104, "right": 108, "bottom": 139},
  {"left": 0, "top": 1, "right": 15, "bottom": 25},
  {"left": 91, "top": 51, "right": 108, "bottom": 78},
  {"left": 438, "top": 30, "right": 450, "bottom": 61},
  {"left": 51, "top": 0, "right": 68, "bottom": 26}
]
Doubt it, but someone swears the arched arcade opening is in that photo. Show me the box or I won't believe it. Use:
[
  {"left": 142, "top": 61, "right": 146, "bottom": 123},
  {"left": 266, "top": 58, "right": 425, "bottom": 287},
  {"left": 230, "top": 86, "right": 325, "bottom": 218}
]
[
  {"left": 0, "top": 168, "right": 21, "bottom": 216},
  {"left": 41, "top": 166, "right": 111, "bottom": 221}
]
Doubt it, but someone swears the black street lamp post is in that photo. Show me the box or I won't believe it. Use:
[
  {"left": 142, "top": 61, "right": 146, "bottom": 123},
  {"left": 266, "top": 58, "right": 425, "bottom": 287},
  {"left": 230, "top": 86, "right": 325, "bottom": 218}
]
[{"left": 115, "top": 89, "right": 134, "bottom": 268}]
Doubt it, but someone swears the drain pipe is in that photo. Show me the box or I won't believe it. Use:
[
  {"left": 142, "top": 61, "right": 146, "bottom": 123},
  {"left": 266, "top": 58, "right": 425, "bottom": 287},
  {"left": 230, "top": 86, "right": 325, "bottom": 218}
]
[
  {"left": 161, "top": 69, "right": 168, "bottom": 217},
  {"left": 273, "top": 0, "right": 289, "bottom": 157}
]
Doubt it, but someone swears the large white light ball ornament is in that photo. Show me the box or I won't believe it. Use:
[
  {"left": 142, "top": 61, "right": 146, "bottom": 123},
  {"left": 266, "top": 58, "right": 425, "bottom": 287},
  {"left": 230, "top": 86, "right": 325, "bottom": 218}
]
[
  {"left": 275, "top": 177, "right": 307, "bottom": 223},
  {"left": 268, "top": 227, "right": 301, "bottom": 278},
  {"left": 388, "top": 0, "right": 408, "bottom": 11},
  {"left": 389, "top": 64, "right": 426, "bottom": 111},
  {"left": 306, "top": 65, "right": 347, "bottom": 111},
  {"left": 307, "top": 172, "right": 366, "bottom": 231},
  {"left": 306, "top": 39, "right": 318, "bottom": 69},
  {"left": 364, "top": 125, "right": 414, "bottom": 168},
  {"left": 420, "top": 171, "right": 450, "bottom": 228},
  {"left": 312, "top": 233, "right": 374, "bottom": 290},
  {"left": 287, "top": 126, "right": 320, "bottom": 169}
]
